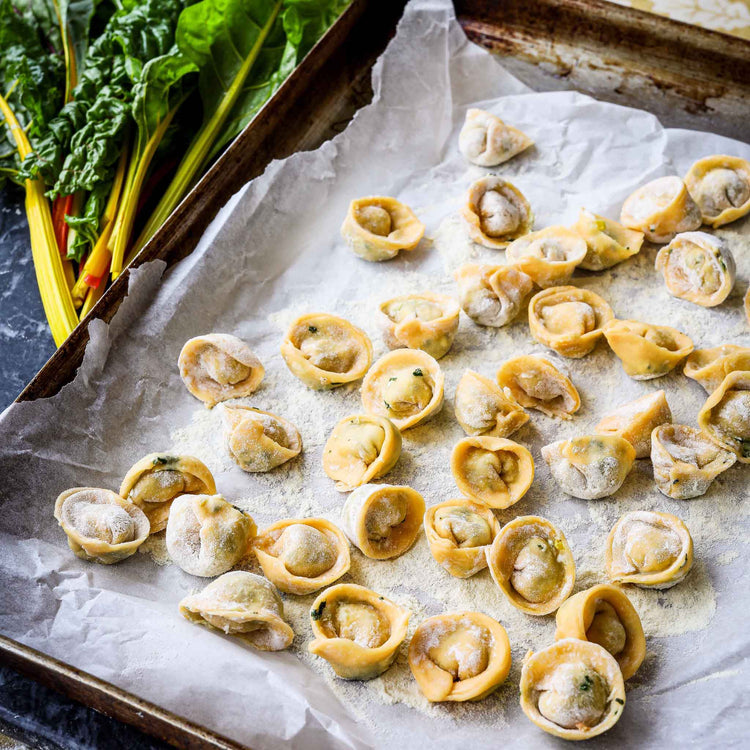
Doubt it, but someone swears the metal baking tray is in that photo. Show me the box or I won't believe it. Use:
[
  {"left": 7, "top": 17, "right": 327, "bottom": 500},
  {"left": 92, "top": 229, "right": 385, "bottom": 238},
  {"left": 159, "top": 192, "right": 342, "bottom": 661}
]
[{"left": 3, "top": 0, "right": 749, "bottom": 746}]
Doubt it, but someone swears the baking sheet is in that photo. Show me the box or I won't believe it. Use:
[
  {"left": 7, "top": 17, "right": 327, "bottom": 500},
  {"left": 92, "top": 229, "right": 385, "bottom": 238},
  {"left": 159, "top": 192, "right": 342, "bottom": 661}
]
[{"left": 1, "top": 0, "right": 750, "bottom": 747}]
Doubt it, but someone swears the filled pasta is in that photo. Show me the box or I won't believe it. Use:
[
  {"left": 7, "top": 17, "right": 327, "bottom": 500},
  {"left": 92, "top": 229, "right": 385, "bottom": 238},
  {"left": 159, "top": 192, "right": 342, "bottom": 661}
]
[
  {"left": 462, "top": 176, "right": 533, "bottom": 248},
  {"left": 684, "top": 155, "right": 750, "bottom": 227},
  {"left": 573, "top": 209, "right": 644, "bottom": 271},
  {"left": 454, "top": 369, "right": 529, "bottom": 438},
  {"left": 453, "top": 264, "right": 534, "bottom": 327},
  {"left": 458, "top": 108, "right": 533, "bottom": 167},
  {"left": 697, "top": 371, "right": 750, "bottom": 463},
  {"left": 506, "top": 226, "right": 587, "bottom": 288}
]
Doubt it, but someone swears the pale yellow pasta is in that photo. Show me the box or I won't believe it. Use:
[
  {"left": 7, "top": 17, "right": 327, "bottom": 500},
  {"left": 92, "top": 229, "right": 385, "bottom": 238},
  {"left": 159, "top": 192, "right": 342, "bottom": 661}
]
[
  {"left": 573, "top": 209, "right": 644, "bottom": 270},
  {"left": 458, "top": 108, "right": 533, "bottom": 167},
  {"left": 697, "top": 371, "right": 750, "bottom": 463},
  {"left": 685, "top": 155, "right": 750, "bottom": 227},
  {"left": 453, "top": 264, "right": 534, "bottom": 327},
  {"left": 454, "top": 369, "right": 529, "bottom": 438},
  {"left": 684, "top": 345, "right": 750, "bottom": 393},
  {"left": 506, "top": 227, "right": 586, "bottom": 288}
]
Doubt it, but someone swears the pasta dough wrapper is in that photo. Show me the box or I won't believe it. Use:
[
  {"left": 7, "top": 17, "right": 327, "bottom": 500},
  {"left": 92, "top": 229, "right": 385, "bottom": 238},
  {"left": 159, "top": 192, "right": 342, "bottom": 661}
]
[
  {"left": 453, "top": 264, "right": 534, "bottom": 327},
  {"left": 506, "top": 226, "right": 586, "bottom": 288},
  {"left": 253, "top": 518, "right": 350, "bottom": 595},
  {"left": 54, "top": 487, "right": 149, "bottom": 564},
  {"left": 462, "top": 176, "right": 533, "bottom": 249},
  {"left": 520, "top": 639, "right": 626, "bottom": 741},
  {"left": 454, "top": 369, "right": 529, "bottom": 438},
  {"left": 424, "top": 499, "right": 500, "bottom": 578},
  {"left": 179, "top": 334, "right": 264, "bottom": 408},
  {"left": 341, "top": 484, "right": 425, "bottom": 560},
  {"left": 573, "top": 209, "right": 643, "bottom": 271},
  {"left": 341, "top": 196, "right": 424, "bottom": 261},
  {"left": 179, "top": 571, "right": 294, "bottom": 651},
  {"left": 651, "top": 423, "right": 736, "bottom": 499},
  {"left": 555, "top": 584, "right": 645, "bottom": 680},
  {"left": 451, "top": 436, "right": 534, "bottom": 509},
  {"left": 308, "top": 584, "right": 409, "bottom": 680},
  {"left": 684, "top": 345, "right": 750, "bottom": 393},
  {"left": 606, "top": 510, "right": 693, "bottom": 589},
  {"left": 528, "top": 286, "right": 614, "bottom": 358},
  {"left": 120, "top": 453, "right": 216, "bottom": 534},
  {"left": 685, "top": 155, "right": 750, "bottom": 227},
  {"left": 697, "top": 371, "right": 750, "bottom": 463},
  {"left": 166, "top": 494, "right": 256, "bottom": 578},
  {"left": 458, "top": 108, "right": 533, "bottom": 167},
  {"left": 281, "top": 313, "right": 372, "bottom": 390},
  {"left": 409, "top": 612, "right": 511, "bottom": 702},
  {"left": 486, "top": 515, "right": 575, "bottom": 616},
  {"left": 379, "top": 292, "right": 459, "bottom": 359}
]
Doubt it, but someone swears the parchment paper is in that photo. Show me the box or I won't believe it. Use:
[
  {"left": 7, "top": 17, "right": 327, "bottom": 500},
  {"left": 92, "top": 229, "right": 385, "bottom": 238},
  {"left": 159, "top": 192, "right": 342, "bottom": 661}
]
[{"left": 1, "top": 1, "right": 749, "bottom": 747}]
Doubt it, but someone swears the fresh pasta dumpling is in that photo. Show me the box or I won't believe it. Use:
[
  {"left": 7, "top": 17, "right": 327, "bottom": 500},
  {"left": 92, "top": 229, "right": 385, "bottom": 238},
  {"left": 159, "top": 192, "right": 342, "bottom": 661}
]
[
  {"left": 651, "top": 424, "right": 737, "bottom": 499},
  {"left": 684, "top": 345, "right": 750, "bottom": 393},
  {"left": 54, "top": 487, "right": 149, "bottom": 564},
  {"left": 341, "top": 196, "right": 424, "bottom": 261},
  {"left": 685, "top": 155, "right": 750, "bottom": 227},
  {"left": 409, "top": 612, "right": 512, "bottom": 702},
  {"left": 308, "top": 584, "right": 409, "bottom": 679},
  {"left": 179, "top": 334, "right": 264, "bottom": 407},
  {"left": 424, "top": 499, "right": 500, "bottom": 578},
  {"left": 697, "top": 371, "right": 750, "bottom": 463},
  {"left": 281, "top": 313, "right": 372, "bottom": 389},
  {"left": 222, "top": 405, "right": 302, "bottom": 473},
  {"left": 497, "top": 355, "right": 580, "bottom": 419},
  {"left": 458, "top": 108, "right": 533, "bottom": 167},
  {"left": 453, "top": 264, "right": 534, "bottom": 327},
  {"left": 520, "top": 639, "right": 626, "bottom": 740},
  {"left": 655, "top": 232, "right": 735, "bottom": 307},
  {"left": 506, "top": 227, "right": 587, "bottom": 288},
  {"left": 341, "top": 484, "right": 425, "bottom": 560},
  {"left": 166, "top": 494, "right": 256, "bottom": 577},
  {"left": 595, "top": 390, "right": 672, "bottom": 458},
  {"left": 322, "top": 414, "right": 402, "bottom": 491},
  {"left": 451, "top": 436, "right": 534, "bottom": 509},
  {"left": 454, "top": 369, "right": 529, "bottom": 438},
  {"left": 620, "top": 176, "right": 701, "bottom": 243},
  {"left": 361, "top": 349, "right": 444, "bottom": 430},
  {"left": 573, "top": 209, "right": 644, "bottom": 271},
  {"left": 179, "top": 571, "right": 294, "bottom": 651},
  {"left": 379, "top": 293, "right": 459, "bottom": 359},
  {"left": 555, "top": 584, "right": 646, "bottom": 680},
  {"left": 462, "top": 176, "right": 533, "bottom": 249},
  {"left": 542, "top": 436, "right": 635, "bottom": 500},
  {"left": 603, "top": 319, "right": 694, "bottom": 380},
  {"left": 486, "top": 516, "right": 575, "bottom": 616},
  {"left": 528, "top": 286, "right": 614, "bottom": 358},
  {"left": 253, "top": 518, "right": 350, "bottom": 595},
  {"left": 120, "top": 453, "right": 216, "bottom": 534},
  {"left": 606, "top": 510, "right": 693, "bottom": 588}
]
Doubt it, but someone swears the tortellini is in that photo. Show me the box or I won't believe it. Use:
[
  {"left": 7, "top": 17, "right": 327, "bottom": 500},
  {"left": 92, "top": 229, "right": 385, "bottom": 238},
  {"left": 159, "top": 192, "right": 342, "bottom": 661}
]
[
  {"left": 462, "top": 176, "right": 533, "bottom": 248},
  {"left": 595, "top": 389, "right": 672, "bottom": 458},
  {"left": 322, "top": 414, "right": 402, "bottom": 491},
  {"left": 454, "top": 369, "right": 529, "bottom": 438},
  {"left": 222, "top": 405, "right": 302, "bottom": 473},
  {"left": 361, "top": 349, "right": 444, "bottom": 430},
  {"left": 179, "top": 571, "right": 294, "bottom": 651},
  {"left": 486, "top": 516, "right": 575, "bottom": 616},
  {"left": 379, "top": 293, "right": 459, "bottom": 359},
  {"left": 555, "top": 584, "right": 646, "bottom": 680},
  {"left": 424, "top": 499, "right": 500, "bottom": 578},
  {"left": 408, "top": 612, "right": 512, "bottom": 702},
  {"left": 603, "top": 319, "right": 694, "bottom": 380},
  {"left": 341, "top": 196, "right": 425, "bottom": 261},
  {"left": 453, "top": 263, "right": 534, "bottom": 327},
  {"left": 506, "top": 227, "right": 587, "bottom": 288},
  {"left": 308, "top": 584, "right": 409, "bottom": 680},
  {"left": 341, "top": 484, "right": 425, "bottom": 560},
  {"left": 542, "top": 435, "right": 635, "bottom": 500},
  {"left": 684, "top": 345, "right": 750, "bottom": 393},
  {"left": 573, "top": 209, "right": 644, "bottom": 271},
  {"left": 179, "top": 334, "right": 264, "bottom": 408},
  {"left": 520, "top": 639, "right": 626, "bottom": 740},
  {"left": 119, "top": 453, "right": 216, "bottom": 534},
  {"left": 280, "top": 313, "right": 372, "bottom": 389},
  {"left": 620, "top": 175, "right": 701, "bottom": 243},
  {"left": 451, "top": 436, "right": 534, "bottom": 509},
  {"left": 528, "top": 286, "right": 614, "bottom": 358},
  {"left": 166, "top": 494, "right": 256, "bottom": 577},
  {"left": 54, "top": 487, "right": 149, "bottom": 564},
  {"left": 458, "top": 108, "right": 533, "bottom": 167},
  {"left": 651, "top": 424, "right": 737, "bottom": 499},
  {"left": 685, "top": 155, "right": 750, "bottom": 227},
  {"left": 655, "top": 232, "right": 735, "bottom": 307},
  {"left": 606, "top": 510, "right": 693, "bottom": 588},
  {"left": 253, "top": 518, "right": 350, "bottom": 595},
  {"left": 497, "top": 355, "right": 580, "bottom": 419},
  {"left": 697, "top": 371, "right": 750, "bottom": 463}
]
